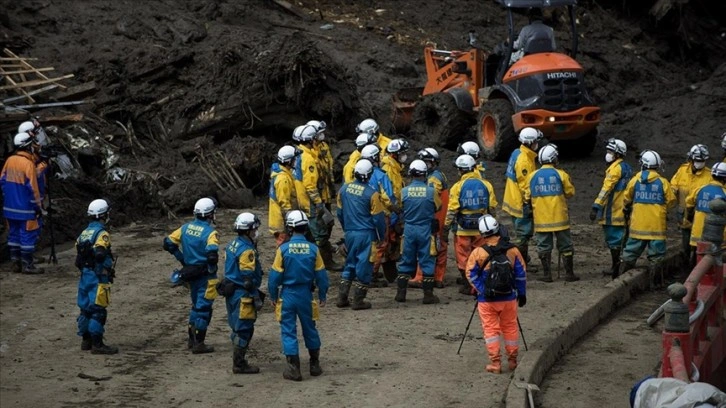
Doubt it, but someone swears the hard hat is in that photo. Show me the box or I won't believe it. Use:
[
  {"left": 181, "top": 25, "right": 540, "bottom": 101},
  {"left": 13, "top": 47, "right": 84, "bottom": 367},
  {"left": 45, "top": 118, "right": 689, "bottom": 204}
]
[
  {"left": 285, "top": 210, "right": 309, "bottom": 228},
  {"left": 712, "top": 162, "right": 726, "bottom": 178},
  {"left": 478, "top": 214, "right": 500, "bottom": 237},
  {"left": 605, "top": 138, "right": 627, "bottom": 155},
  {"left": 292, "top": 125, "right": 305, "bottom": 142},
  {"left": 455, "top": 154, "right": 476, "bottom": 171},
  {"left": 193, "top": 197, "right": 217, "bottom": 217},
  {"left": 519, "top": 127, "right": 543, "bottom": 145},
  {"left": 360, "top": 144, "right": 381, "bottom": 161},
  {"left": 277, "top": 145, "right": 299, "bottom": 165},
  {"left": 306, "top": 120, "right": 327, "bottom": 140},
  {"left": 13, "top": 132, "right": 33, "bottom": 148},
  {"left": 297, "top": 125, "right": 317, "bottom": 142},
  {"left": 537, "top": 143, "right": 559, "bottom": 164},
  {"left": 354, "top": 159, "right": 374, "bottom": 183},
  {"left": 234, "top": 212, "right": 261, "bottom": 231},
  {"left": 355, "top": 133, "right": 374, "bottom": 149},
  {"left": 408, "top": 159, "right": 428, "bottom": 177},
  {"left": 721, "top": 132, "right": 726, "bottom": 150},
  {"left": 639, "top": 150, "right": 662, "bottom": 170},
  {"left": 458, "top": 141, "right": 480, "bottom": 158},
  {"left": 87, "top": 199, "right": 110, "bottom": 218},
  {"left": 687, "top": 144, "right": 710, "bottom": 161},
  {"left": 18, "top": 121, "right": 35, "bottom": 134},
  {"left": 417, "top": 147, "right": 440, "bottom": 163},
  {"left": 387, "top": 138, "right": 409, "bottom": 154},
  {"left": 356, "top": 118, "right": 379, "bottom": 135}
]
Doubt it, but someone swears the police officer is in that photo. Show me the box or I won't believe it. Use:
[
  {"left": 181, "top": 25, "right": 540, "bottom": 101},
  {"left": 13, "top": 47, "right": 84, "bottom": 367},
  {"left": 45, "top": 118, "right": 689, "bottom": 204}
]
[
  {"left": 269, "top": 210, "right": 329, "bottom": 381},
  {"left": 444, "top": 154, "right": 498, "bottom": 295},
  {"left": 336, "top": 159, "right": 387, "bottom": 309},
  {"left": 163, "top": 197, "right": 220, "bottom": 353},
  {"left": 523, "top": 144, "right": 578, "bottom": 282},
  {"left": 395, "top": 160, "right": 441, "bottom": 304},
  {"left": 294, "top": 125, "right": 330, "bottom": 254},
  {"left": 381, "top": 138, "right": 409, "bottom": 278},
  {"left": 619, "top": 150, "right": 676, "bottom": 283},
  {"left": 343, "top": 133, "right": 377, "bottom": 184},
  {"left": 75, "top": 199, "right": 117, "bottom": 354},
  {"left": 270, "top": 145, "right": 300, "bottom": 246},
  {"left": 670, "top": 144, "right": 711, "bottom": 262},
  {"left": 1, "top": 132, "right": 44, "bottom": 274},
  {"left": 458, "top": 141, "right": 487, "bottom": 179},
  {"left": 356, "top": 118, "right": 391, "bottom": 154},
  {"left": 685, "top": 163, "right": 726, "bottom": 261},
  {"left": 590, "top": 138, "right": 633, "bottom": 277},
  {"left": 222, "top": 212, "right": 263, "bottom": 374}
]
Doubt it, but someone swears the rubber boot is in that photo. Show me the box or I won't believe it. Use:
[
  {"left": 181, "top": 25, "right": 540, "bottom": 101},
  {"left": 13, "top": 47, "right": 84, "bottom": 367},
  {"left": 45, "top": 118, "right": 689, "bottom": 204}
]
[
  {"left": 309, "top": 349, "right": 323, "bottom": 376},
  {"left": 11, "top": 259, "right": 22, "bottom": 274},
  {"left": 563, "top": 255, "right": 580, "bottom": 282},
  {"left": 507, "top": 352, "right": 518, "bottom": 372},
  {"left": 21, "top": 262, "right": 44, "bottom": 275},
  {"left": 91, "top": 336, "right": 119, "bottom": 355},
  {"left": 605, "top": 248, "right": 621, "bottom": 277},
  {"left": 187, "top": 325, "right": 194, "bottom": 350},
  {"left": 519, "top": 243, "right": 536, "bottom": 272},
  {"left": 649, "top": 261, "right": 665, "bottom": 289},
  {"left": 81, "top": 333, "right": 92, "bottom": 351},
  {"left": 614, "top": 260, "right": 635, "bottom": 280},
  {"left": 395, "top": 274, "right": 408, "bottom": 303},
  {"left": 486, "top": 356, "right": 502, "bottom": 374},
  {"left": 422, "top": 278, "right": 440, "bottom": 304},
  {"left": 319, "top": 241, "right": 343, "bottom": 272},
  {"left": 233, "top": 346, "right": 260, "bottom": 374},
  {"left": 283, "top": 355, "right": 303, "bottom": 381},
  {"left": 350, "top": 285, "right": 372, "bottom": 310},
  {"left": 191, "top": 329, "right": 215, "bottom": 354},
  {"left": 336, "top": 280, "right": 352, "bottom": 308},
  {"left": 538, "top": 253, "right": 553, "bottom": 282}
]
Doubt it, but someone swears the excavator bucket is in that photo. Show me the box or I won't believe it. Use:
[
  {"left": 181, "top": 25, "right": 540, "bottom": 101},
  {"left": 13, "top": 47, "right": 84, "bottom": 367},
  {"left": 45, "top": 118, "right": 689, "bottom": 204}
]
[{"left": 391, "top": 86, "right": 423, "bottom": 133}]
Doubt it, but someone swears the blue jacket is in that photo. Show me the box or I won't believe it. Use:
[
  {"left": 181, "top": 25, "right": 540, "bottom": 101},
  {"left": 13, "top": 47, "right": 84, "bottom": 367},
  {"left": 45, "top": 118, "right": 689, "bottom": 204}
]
[
  {"left": 165, "top": 218, "right": 219, "bottom": 271},
  {"left": 224, "top": 236, "right": 262, "bottom": 289},
  {"left": 268, "top": 234, "right": 329, "bottom": 302},
  {"left": 1, "top": 151, "right": 42, "bottom": 220},
  {"left": 76, "top": 221, "right": 113, "bottom": 276},
  {"left": 466, "top": 237, "right": 527, "bottom": 303},
  {"left": 401, "top": 179, "right": 439, "bottom": 234},
  {"left": 336, "top": 180, "right": 387, "bottom": 239}
]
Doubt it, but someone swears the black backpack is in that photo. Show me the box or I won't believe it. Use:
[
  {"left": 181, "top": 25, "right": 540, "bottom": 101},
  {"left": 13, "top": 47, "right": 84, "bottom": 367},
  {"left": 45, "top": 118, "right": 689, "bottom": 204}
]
[{"left": 482, "top": 242, "right": 515, "bottom": 299}]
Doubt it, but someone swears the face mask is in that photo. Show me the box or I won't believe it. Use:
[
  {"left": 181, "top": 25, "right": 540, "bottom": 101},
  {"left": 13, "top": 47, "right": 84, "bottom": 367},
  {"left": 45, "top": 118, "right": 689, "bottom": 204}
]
[
  {"left": 399, "top": 154, "right": 408, "bottom": 164},
  {"left": 605, "top": 153, "right": 615, "bottom": 163},
  {"left": 693, "top": 161, "right": 706, "bottom": 170},
  {"left": 317, "top": 133, "right": 325, "bottom": 142}
]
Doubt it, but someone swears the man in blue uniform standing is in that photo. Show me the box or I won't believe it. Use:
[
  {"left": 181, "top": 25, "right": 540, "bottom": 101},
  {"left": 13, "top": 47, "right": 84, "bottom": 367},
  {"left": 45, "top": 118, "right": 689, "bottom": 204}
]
[
  {"left": 221, "top": 212, "right": 263, "bottom": 374},
  {"left": 395, "top": 160, "right": 441, "bottom": 304},
  {"left": 269, "top": 210, "right": 329, "bottom": 381},
  {"left": 163, "top": 197, "right": 220, "bottom": 354},
  {"left": 75, "top": 199, "right": 117, "bottom": 354}
]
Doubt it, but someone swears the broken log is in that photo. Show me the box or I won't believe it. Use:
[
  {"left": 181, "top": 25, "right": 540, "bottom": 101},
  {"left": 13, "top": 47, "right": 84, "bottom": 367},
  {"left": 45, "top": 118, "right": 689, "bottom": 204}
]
[{"left": 53, "top": 81, "right": 97, "bottom": 101}]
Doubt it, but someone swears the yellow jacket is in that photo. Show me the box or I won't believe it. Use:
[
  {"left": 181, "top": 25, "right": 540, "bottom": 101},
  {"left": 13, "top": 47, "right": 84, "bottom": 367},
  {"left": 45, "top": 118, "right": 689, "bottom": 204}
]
[
  {"left": 624, "top": 170, "right": 676, "bottom": 240},
  {"left": 377, "top": 133, "right": 392, "bottom": 155},
  {"left": 670, "top": 162, "right": 711, "bottom": 228},
  {"left": 269, "top": 166, "right": 298, "bottom": 234},
  {"left": 295, "top": 144, "right": 322, "bottom": 215},
  {"left": 502, "top": 145, "right": 538, "bottom": 218},
  {"left": 524, "top": 164, "right": 575, "bottom": 232},
  {"left": 445, "top": 172, "right": 498, "bottom": 236},
  {"left": 343, "top": 150, "right": 361, "bottom": 184},
  {"left": 381, "top": 155, "right": 404, "bottom": 203},
  {"left": 592, "top": 159, "right": 634, "bottom": 226},
  {"left": 686, "top": 180, "right": 726, "bottom": 246},
  {"left": 314, "top": 141, "right": 335, "bottom": 203}
]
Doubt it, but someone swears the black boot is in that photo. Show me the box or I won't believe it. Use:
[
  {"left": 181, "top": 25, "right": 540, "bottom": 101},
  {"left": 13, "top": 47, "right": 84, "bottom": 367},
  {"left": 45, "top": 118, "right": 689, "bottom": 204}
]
[
  {"left": 187, "top": 325, "right": 194, "bottom": 350},
  {"left": 422, "top": 278, "right": 440, "bottom": 304},
  {"left": 319, "top": 241, "right": 343, "bottom": 272},
  {"left": 283, "top": 355, "right": 303, "bottom": 381},
  {"left": 11, "top": 259, "right": 22, "bottom": 274},
  {"left": 605, "top": 248, "right": 621, "bottom": 277},
  {"left": 614, "top": 260, "right": 635, "bottom": 280},
  {"left": 538, "top": 253, "right": 553, "bottom": 282},
  {"left": 336, "top": 280, "right": 352, "bottom": 308},
  {"left": 191, "top": 329, "right": 215, "bottom": 354},
  {"left": 351, "top": 284, "right": 372, "bottom": 310},
  {"left": 520, "top": 243, "right": 537, "bottom": 273},
  {"left": 81, "top": 333, "right": 92, "bottom": 351},
  {"left": 309, "top": 349, "right": 323, "bottom": 376},
  {"left": 233, "top": 346, "right": 260, "bottom": 374},
  {"left": 395, "top": 274, "right": 408, "bottom": 303},
  {"left": 91, "top": 336, "right": 118, "bottom": 355},
  {"left": 563, "top": 254, "right": 580, "bottom": 282}
]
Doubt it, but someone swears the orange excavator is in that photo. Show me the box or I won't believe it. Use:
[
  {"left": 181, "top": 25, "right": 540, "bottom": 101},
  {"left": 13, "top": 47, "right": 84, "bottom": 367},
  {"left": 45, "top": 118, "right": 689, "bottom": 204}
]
[{"left": 393, "top": 0, "right": 600, "bottom": 160}]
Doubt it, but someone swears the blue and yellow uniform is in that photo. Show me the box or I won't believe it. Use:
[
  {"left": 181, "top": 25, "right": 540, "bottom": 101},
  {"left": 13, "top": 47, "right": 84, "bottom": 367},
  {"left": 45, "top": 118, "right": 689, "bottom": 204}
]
[
  {"left": 224, "top": 235, "right": 263, "bottom": 349},
  {"left": 502, "top": 145, "right": 538, "bottom": 247},
  {"left": 75, "top": 221, "right": 114, "bottom": 342},
  {"left": 592, "top": 158, "right": 633, "bottom": 248},
  {"left": 398, "top": 179, "right": 440, "bottom": 279},
  {"left": 268, "top": 234, "right": 329, "bottom": 357},
  {"left": 686, "top": 181, "right": 726, "bottom": 247}
]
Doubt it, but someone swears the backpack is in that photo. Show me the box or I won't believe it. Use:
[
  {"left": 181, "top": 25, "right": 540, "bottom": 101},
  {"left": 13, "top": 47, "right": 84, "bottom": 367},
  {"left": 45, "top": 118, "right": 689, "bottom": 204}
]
[{"left": 482, "top": 242, "right": 515, "bottom": 299}]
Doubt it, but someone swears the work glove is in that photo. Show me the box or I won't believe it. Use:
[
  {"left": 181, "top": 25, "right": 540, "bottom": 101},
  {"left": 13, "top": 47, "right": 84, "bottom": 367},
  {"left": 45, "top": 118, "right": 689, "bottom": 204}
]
[
  {"left": 34, "top": 207, "right": 46, "bottom": 219},
  {"left": 107, "top": 268, "right": 116, "bottom": 284},
  {"left": 522, "top": 202, "right": 533, "bottom": 219},
  {"left": 518, "top": 294, "right": 527, "bottom": 308},
  {"left": 589, "top": 207, "right": 598, "bottom": 222},
  {"left": 623, "top": 205, "right": 632, "bottom": 221}
]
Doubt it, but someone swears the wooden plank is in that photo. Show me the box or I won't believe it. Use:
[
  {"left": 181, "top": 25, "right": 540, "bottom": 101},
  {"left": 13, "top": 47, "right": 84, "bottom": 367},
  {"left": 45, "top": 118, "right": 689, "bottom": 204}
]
[
  {"left": 1, "top": 67, "right": 55, "bottom": 74},
  {"left": 0, "top": 57, "right": 39, "bottom": 61},
  {"left": 2, "top": 84, "right": 59, "bottom": 103},
  {"left": 53, "top": 81, "right": 97, "bottom": 101},
  {"left": 0, "top": 74, "right": 74, "bottom": 90},
  {"left": 41, "top": 113, "right": 84, "bottom": 124},
  {"left": 0, "top": 66, "right": 34, "bottom": 103},
  {"left": 3, "top": 48, "right": 68, "bottom": 89}
]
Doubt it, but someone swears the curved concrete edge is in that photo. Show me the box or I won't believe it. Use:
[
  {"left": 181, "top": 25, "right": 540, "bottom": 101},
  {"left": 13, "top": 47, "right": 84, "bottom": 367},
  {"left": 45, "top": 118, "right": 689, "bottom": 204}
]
[{"left": 505, "top": 253, "right": 684, "bottom": 408}]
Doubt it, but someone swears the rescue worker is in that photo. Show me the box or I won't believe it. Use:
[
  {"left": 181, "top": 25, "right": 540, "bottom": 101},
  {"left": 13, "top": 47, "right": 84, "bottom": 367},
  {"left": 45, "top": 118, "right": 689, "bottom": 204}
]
[
  {"left": 670, "top": 144, "right": 711, "bottom": 262},
  {"left": 458, "top": 141, "right": 487, "bottom": 179},
  {"left": 269, "top": 145, "right": 300, "bottom": 246},
  {"left": 380, "top": 138, "right": 409, "bottom": 278},
  {"left": 1, "top": 132, "right": 44, "bottom": 274},
  {"left": 395, "top": 160, "right": 441, "bottom": 304},
  {"left": 75, "top": 199, "right": 118, "bottom": 354},
  {"left": 336, "top": 159, "right": 387, "bottom": 310},
  {"left": 619, "top": 150, "right": 676, "bottom": 282},
  {"left": 18, "top": 120, "right": 50, "bottom": 204},
  {"left": 222, "top": 212, "right": 263, "bottom": 374},
  {"left": 502, "top": 127, "right": 542, "bottom": 269},
  {"left": 465, "top": 215, "right": 527, "bottom": 374},
  {"left": 356, "top": 118, "right": 391, "bottom": 154},
  {"left": 685, "top": 162, "right": 726, "bottom": 257},
  {"left": 268, "top": 210, "right": 329, "bottom": 381},
  {"left": 410, "top": 148, "right": 449, "bottom": 288},
  {"left": 343, "top": 132, "right": 377, "bottom": 183},
  {"left": 443, "top": 154, "right": 498, "bottom": 294},
  {"left": 590, "top": 138, "right": 633, "bottom": 278},
  {"left": 163, "top": 197, "right": 220, "bottom": 353},
  {"left": 523, "top": 143, "right": 578, "bottom": 282},
  {"left": 510, "top": 8, "right": 556, "bottom": 64}
]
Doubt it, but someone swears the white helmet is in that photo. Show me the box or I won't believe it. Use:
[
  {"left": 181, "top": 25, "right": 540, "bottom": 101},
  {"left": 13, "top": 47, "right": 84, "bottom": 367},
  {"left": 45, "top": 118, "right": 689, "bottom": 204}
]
[
  {"left": 354, "top": 159, "right": 374, "bottom": 183},
  {"left": 285, "top": 210, "right": 309, "bottom": 228},
  {"left": 639, "top": 150, "right": 662, "bottom": 170},
  {"left": 18, "top": 121, "right": 35, "bottom": 135},
  {"left": 408, "top": 159, "right": 428, "bottom": 177},
  {"left": 721, "top": 132, "right": 726, "bottom": 150},
  {"left": 519, "top": 127, "right": 543, "bottom": 145},
  {"left": 361, "top": 144, "right": 381, "bottom": 162},
  {"left": 538, "top": 143, "right": 559, "bottom": 164},
  {"left": 455, "top": 154, "right": 476, "bottom": 171},
  {"left": 193, "top": 197, "right": 217, "bottom": 217},
  {"left": 234, "top": 212, "right": 261, "bottom": 231},
  {"left": 356, "top": 118, "right": 379, "bottom": 135},
  {"left": 417, "top": 147, "right": 440, "bottom": 164},
  {"left": 458, "top": 141, "right": 480, "bottom": 158},
  {"left": 712, "top": 162, "right": 726, "bottom": 179},
  {"left": 277, "top": 145, "right": 298, "bottom": 166},
  {"left": 605, "top": 138, "right": 627, "bottom": 156},
  {"left": 386, "top": 138, "right": 409, "bottom": 154},
  {"left": 297, "top": 125, "right": 317, "bottom": 142},
  {"left": 292, "top": 125, "right": 305, "bottom": 142},
  {"left": 87, "top": 199, "right": 110, "bottom": 218},
  {"left": 478, "top": 214, "right": 500, "bottom": 237},
  {"left": 355, "top": 133, "right": 374, "bottom": 149},
  {"left": 306, "top": 120, "right": 327, "bottom": 141},
  {"left": 13, "top": 132, "right": 33, "bottom": 148},
  {"left": 687, "top": 144, "right": 710, "bottom": 161}
]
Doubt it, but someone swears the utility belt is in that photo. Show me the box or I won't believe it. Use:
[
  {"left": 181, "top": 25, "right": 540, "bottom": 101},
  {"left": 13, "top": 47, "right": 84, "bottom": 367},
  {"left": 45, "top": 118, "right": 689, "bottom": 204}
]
[
  {"left": 177, "top": 264, "right": 211, "bottom": 282},
  {"left": 216, "top": 278, "right": 267, "bottom": 308},
  {"left": 457, "top": 213, "right": 483, "bottom": 230}
]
